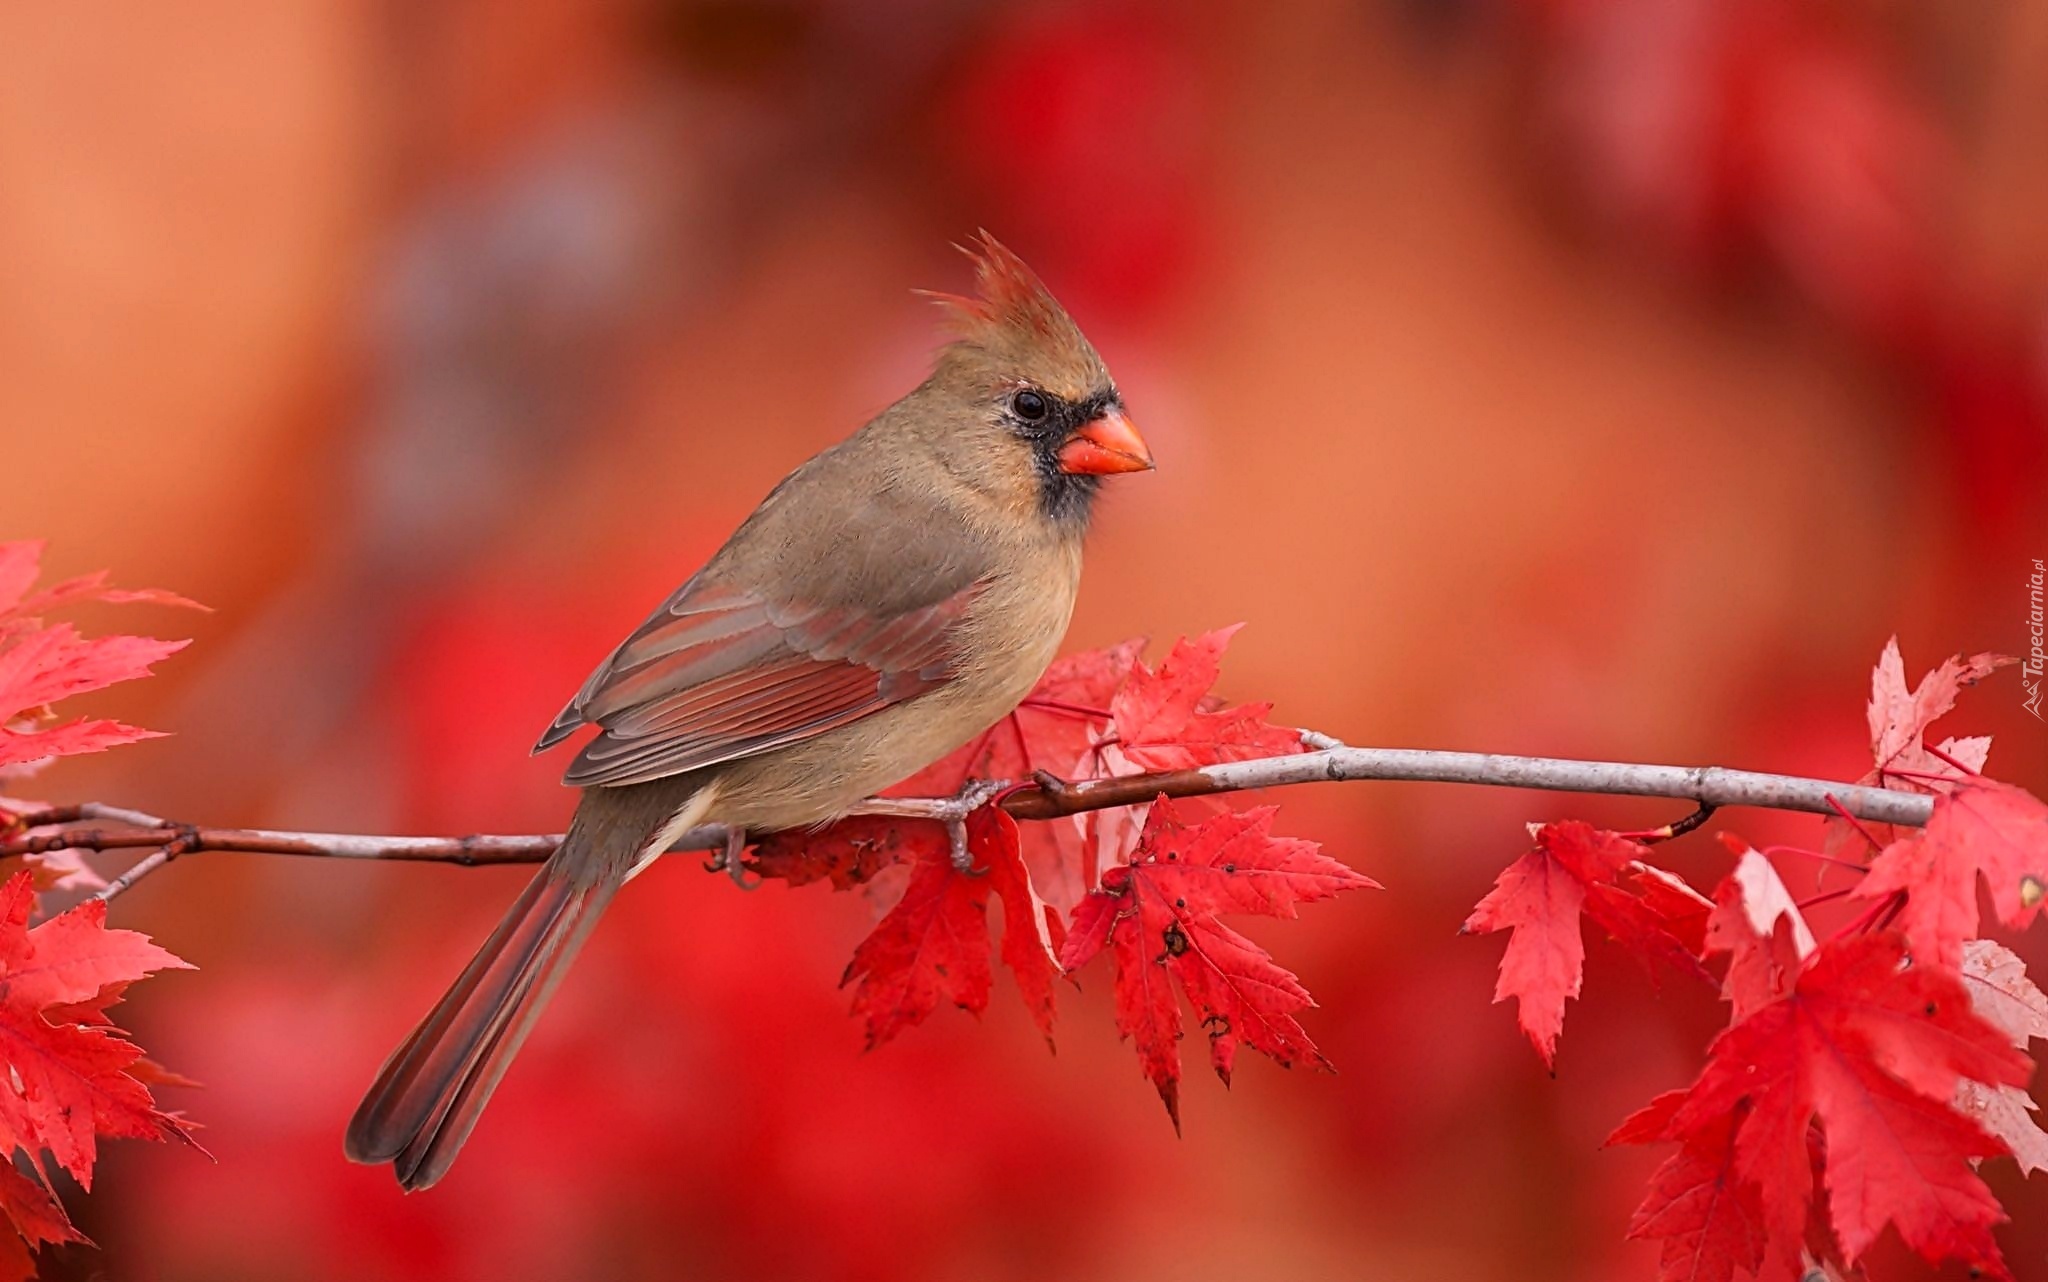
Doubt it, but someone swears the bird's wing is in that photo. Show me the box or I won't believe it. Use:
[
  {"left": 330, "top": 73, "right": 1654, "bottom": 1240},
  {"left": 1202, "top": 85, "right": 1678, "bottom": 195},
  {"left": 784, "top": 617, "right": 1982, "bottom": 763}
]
[{"left": 534, "top": 571, "right": 986, "bottom": 789}]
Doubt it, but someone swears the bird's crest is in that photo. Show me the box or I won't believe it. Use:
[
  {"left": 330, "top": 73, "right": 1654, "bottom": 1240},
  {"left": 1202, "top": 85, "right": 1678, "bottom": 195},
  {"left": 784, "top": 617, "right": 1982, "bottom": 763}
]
[{"left": 922, "top": 232, "right": 1105, "bottom": 397}]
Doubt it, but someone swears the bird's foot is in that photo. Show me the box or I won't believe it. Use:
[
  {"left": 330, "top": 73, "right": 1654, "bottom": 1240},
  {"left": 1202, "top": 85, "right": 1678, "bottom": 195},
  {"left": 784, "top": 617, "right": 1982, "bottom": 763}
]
[
  {"left": 848, "top": 779, "right": 1005, "bottom": 872},
  {"left": 702, "top": 825, "right": 760, "bottom": 891},
  {"left": 724, "top": 826, "right": 759, "bottom": 890},
  {"left": 940, "top": 779, "right": 1004, "bottom": 872}
]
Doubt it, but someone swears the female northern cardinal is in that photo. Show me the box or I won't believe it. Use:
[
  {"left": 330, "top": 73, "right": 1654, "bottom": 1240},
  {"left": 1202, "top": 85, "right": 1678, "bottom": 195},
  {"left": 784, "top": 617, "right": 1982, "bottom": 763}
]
[{"left": 345, "top": 234, "right": 1152, "bottom": 1189}]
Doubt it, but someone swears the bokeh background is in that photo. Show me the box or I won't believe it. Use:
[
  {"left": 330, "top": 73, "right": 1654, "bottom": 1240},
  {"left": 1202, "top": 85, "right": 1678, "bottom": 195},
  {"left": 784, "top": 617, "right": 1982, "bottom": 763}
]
[{"left": 4, "top": 1, "right": 2046, "bottom": 1279}]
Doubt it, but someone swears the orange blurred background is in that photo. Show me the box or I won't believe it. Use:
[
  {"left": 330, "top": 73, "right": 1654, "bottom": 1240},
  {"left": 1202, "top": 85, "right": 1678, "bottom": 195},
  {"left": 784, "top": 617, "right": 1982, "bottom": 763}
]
[{"left": 3, "top": 1, "right": 2045, "bottom": 1279}]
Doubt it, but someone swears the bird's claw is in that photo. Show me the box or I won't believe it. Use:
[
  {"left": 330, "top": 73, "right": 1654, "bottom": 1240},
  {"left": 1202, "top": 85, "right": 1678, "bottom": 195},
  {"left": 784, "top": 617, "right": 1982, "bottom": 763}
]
[
  {"left": 947, "top": 817, "right": 978, "bottom": 874},
  {"left": 704, "top": 825, "right": 760, "bottom": 891},
  {"left": 843, "top": 779, "right": 1003, "bottom": 871},
  {"left": 944, "top": 779, "right": 1003, "bottom": 873}
]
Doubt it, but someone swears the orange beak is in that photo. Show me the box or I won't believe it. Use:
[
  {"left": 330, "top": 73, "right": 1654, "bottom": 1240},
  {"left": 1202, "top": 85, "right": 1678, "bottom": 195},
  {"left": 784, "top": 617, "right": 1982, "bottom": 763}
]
[{"left": 1056, "top": 409, "right": 1154, "bottom": 476}]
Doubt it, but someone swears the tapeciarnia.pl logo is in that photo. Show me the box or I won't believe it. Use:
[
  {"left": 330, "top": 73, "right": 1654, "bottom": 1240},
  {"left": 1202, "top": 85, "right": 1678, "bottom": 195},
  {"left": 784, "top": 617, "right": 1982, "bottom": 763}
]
[{"left": 2026, "top": 557, "right": 2045, "bottom": 720}]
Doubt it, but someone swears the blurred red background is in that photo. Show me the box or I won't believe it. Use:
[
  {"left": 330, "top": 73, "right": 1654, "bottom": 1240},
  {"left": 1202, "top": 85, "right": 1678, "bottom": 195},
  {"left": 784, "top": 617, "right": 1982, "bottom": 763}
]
[{"left": 3, "top": 1, "right": 2045, "bottom": 1279}]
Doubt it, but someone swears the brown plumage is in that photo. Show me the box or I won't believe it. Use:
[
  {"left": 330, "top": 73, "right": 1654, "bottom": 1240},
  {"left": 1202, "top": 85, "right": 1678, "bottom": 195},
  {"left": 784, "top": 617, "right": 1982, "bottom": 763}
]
[{"left": 345, "top": 234, "right": 1152, "bottom": 1190}]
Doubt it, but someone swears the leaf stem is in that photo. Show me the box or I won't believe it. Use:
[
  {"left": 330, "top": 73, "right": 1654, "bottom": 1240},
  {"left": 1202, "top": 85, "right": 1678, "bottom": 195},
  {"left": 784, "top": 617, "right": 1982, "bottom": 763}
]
[{"left": 1821, "top": 793, "right": 1891, "bottom": 853}]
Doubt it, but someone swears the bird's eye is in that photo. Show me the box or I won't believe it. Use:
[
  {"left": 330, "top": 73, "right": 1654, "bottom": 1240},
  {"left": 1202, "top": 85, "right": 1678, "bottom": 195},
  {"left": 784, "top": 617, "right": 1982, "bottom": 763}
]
[{"left": 1011, "top": 389, "right": 1048, "bottom": 422}]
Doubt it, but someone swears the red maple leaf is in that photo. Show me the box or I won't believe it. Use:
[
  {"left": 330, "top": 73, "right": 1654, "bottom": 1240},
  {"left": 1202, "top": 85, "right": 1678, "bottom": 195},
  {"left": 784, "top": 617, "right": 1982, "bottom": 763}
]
[
  {"left": 1852, "top": 830, "right": 1978, "bottom": 969},
  {"left": 1057, "top": 800, "right": 1374, "bottom": 1128},
  {"left": 1108, "top": 627, "right": 1302, "bottom": 772},
  {"left": 0, "top": 542, "right": 201, "bottom": 625},
  {"left": 1824, "top": 639, "right": 2015, "bottom": 870},
  {"left": 757, "top": 628, "right": 1308, "bottom": 1055},
  {"left": 1863, "top": 637, "right": 2012, "bottom": 787},
  {"left": 1075, "top": 628, "right": 1303, "bottom": 892},
  {"left": 0, "top": 1165, "right": 79, "bottom": 1282},
  {"left": 1616, "top": 931, "right": 2030, "bottom": 1279},
  {"left": 1922, "top": 779, "right": 2048, "bottom": 932},
  {"left": 0, "top": 628, "right": 185, "bottom": 770},
  {"left": 1703, "top": 845, "right": 1814, "bottom": 1021},
  {"left": 0, "top": 541, "right": 199, "bottom": 773},
  {"left": 890, "top": 630, "right": 1300, "bottom": 909},
  {"left": 1855, "top": 778, "right": 2048, "bottom": 965},
  {"left": 977, "top": 807, "right": 1066, "bottom": 1046},
  {"left": 1954, "top": 940, "right": 2048, "bottom": 1176},
  {"left": 1616, "top": 1097, "right": 1767, "bottom": 1282},
  {"left": 838, "top": 821, "right": 991, "bottom": 1050},
  {"left": 1630, "top": 862, "right": 1714, "bottom": 955},
  {"left": 0, "top": 871, "right": 192, "bottom": 1272},
  {"left": 0, "top": 875, "right": 194, "bottom": 1182},
  {"left": 1056, "top": 628, "right": 1305, "bottom": 897},
  {"left": 834, "top": 807, "right": 1063, "bottom": 1049},
  {"left": 749, "top": 815, "right": 931, "bottom": 891},
  {"left": 1960, "top": 939, "right": 2048, "bottom": 1046},
  {"left": 1461, "top": 822, "right": 1708, "bottom": 1066}
]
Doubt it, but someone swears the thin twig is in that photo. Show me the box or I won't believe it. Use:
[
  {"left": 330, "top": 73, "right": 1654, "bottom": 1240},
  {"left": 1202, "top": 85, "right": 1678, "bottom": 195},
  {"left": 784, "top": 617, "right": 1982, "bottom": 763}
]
[
  {"left": 91, "top": 829, "right": 199, "bottom": 903},
  {"left": 0, "top": 736, "right": 1939, "bottom": 875},
  {"left": 1620, "top": 802, "right": 1717, "bottom": 845}
]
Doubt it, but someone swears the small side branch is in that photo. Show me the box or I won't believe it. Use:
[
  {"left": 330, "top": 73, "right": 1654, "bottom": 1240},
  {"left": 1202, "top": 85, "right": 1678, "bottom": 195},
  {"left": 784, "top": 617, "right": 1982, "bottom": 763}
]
[{"left": 1, "top": 737, "right": 1937, "bottom": 890}]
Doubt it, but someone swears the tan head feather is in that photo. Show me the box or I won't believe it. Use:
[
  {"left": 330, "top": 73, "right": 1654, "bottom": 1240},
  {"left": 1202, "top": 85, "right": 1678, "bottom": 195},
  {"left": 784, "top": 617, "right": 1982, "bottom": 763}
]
[{"left": 924, "top": 232, "right": 1109, "bottom": 402}]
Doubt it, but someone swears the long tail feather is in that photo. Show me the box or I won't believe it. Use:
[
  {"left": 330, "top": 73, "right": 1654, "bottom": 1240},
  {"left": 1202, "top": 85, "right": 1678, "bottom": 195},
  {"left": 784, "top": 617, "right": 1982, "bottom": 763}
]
[
  {"left": 393, "top": 876, "right": 619, "bottom": 1189},
  {"left": 343, "top": 869, "right": 618, "bottom": 1189},
  {"left": 345, "top": 780, "right": 703, "bottom": 1189}
]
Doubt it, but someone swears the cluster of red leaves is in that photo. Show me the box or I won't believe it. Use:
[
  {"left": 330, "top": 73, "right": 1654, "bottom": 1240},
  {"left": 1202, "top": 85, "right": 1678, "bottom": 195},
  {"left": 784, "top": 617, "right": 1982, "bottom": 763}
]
[
  {"left": 0, "top": 542, "right": 197, "bottom": 775},
  {"left": 0, "top": 542, "right": 199, "bottom": 1278},
  {"left": 1462, "top": 640, "right": 2048, "bottom": 1280},
  {"left": 1459, "top": 820, "right": 1711, "bottom": 1067},
  {"left": 0, "top": 876, "right": 196, "bottom": 1278},
  {"left": 9, "top": 535, "right": 2043, "bottom": 1282},
  {"left": 1058, "top": 802, "right": 1373, "bottom": 1130},
  {"left": 747, "top": 628, "right": 1376, "bottom": 1125}
]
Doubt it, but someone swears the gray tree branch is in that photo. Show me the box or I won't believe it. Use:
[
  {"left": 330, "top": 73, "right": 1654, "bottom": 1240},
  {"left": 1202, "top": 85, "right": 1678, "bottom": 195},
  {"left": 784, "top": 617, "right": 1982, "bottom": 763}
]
[{"left": 0, "top": 734, "right": 1937, "bottom": 901}]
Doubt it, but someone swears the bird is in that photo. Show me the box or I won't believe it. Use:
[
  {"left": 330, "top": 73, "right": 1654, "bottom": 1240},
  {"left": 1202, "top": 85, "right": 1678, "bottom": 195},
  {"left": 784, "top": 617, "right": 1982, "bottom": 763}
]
[{"left": 344, "top": 233, "right": 1153, "bottom": 1190}]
